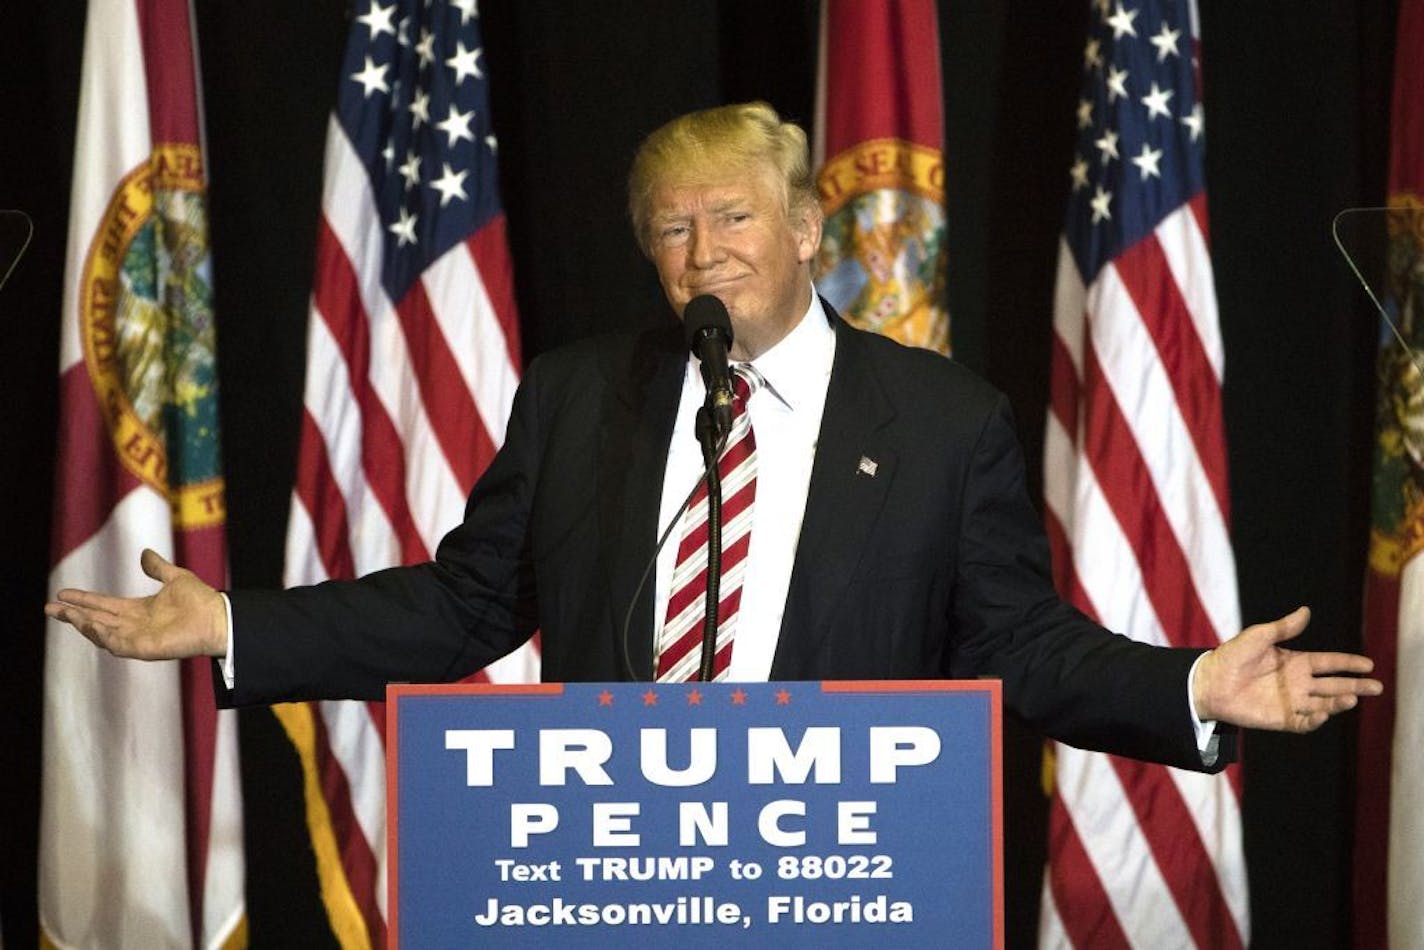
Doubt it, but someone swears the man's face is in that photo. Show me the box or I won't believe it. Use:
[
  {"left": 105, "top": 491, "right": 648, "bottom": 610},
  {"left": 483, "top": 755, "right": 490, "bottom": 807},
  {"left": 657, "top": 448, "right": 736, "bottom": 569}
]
[{"left": 648, "top": 164, "right": 821, "bottom": 361}]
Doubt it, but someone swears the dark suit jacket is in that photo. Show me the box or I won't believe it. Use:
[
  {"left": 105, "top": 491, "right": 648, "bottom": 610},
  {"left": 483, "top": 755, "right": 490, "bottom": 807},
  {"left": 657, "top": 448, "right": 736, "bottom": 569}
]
[{"left": 222, "top": 309, "right": 1231, "bottom": 772}]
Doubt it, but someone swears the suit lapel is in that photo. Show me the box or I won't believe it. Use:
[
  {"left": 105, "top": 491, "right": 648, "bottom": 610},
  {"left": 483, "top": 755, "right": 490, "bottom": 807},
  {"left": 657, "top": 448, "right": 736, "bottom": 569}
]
[
  {"left": 602, "top": 326, "right": 685, "bottom": 680},
  {"left": 772, "top": 317, "right": 897, "bottom": 677}
]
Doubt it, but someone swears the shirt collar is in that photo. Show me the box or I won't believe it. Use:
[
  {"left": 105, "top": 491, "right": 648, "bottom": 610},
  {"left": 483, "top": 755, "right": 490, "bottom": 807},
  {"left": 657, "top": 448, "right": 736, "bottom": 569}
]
[{"left": 734, "top": 291, "right": 834, "bottom": 412}]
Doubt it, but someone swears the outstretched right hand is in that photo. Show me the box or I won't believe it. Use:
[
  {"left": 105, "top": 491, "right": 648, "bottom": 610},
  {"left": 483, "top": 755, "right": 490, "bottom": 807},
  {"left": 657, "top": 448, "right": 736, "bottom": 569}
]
[{"left": 44, "top": 548, "right": 229, "bottom": 660}]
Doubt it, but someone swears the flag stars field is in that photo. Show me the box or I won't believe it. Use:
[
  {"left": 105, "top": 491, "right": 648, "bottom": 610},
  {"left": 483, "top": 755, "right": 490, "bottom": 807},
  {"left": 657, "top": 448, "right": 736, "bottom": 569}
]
[
  {"left": 1141, "top": 81, "right": 1174, "bottom": 120},
  {"left": 1107, "top": 2, "right": 1139, "bottom": 38},
  {"left": 1084, "top": 37, "right": 1104, "bottom": 70},
  {"left": 436, "top": 104, "right": 475, "bottom": 147},
  {"left": 1078, "top": 98, "right": 1095, "bottom": 129},
  {"left": 1090, "top": 186, "right": 1113, "bottom": 223},
  {"left": 357, "top": 2, "right": 397, "bottom": 40},
  {"left": 1150, "top": 22, "right": 1181, "bottom": 60},
  {"left": 1182, "top": 103, "right": 1205, "bottom": 142},
  {"left": 399, "top": 151, "right": 421, "bottom": 189},
  {"left": 416, "top": 29, "right": 436, "bottom": 67},
  {"left": 388, "top": 206, "right": 418, "bottom": 246},
  {"left": 431, "top": 163, "right": 469, "bottom": 206},
  {"left": 409, "top": 89, "right": 430, "bottom": 127},
  {"left": 1106, "top": 64, "right": 1130, "bottom": 102},
  {"left": 451, "top": 0, "right": 478, "bottom": 26},
  {"left": 1131, "top": 143, "right": 1163, "bottom": 180},
  {"left": 446, "top": 41, "right": 483, "bottom": 83},
  {"left": 351, "top": 55, "right": 389, "bottom": 97},
  {"left": 1095, "top": 128, "right": 1120, "bottom": 164}
]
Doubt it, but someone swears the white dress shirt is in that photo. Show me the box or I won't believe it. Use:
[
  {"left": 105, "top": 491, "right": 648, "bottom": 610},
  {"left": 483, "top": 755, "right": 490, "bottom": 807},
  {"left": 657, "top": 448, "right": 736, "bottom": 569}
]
[{"left": 652, "top": 291, "right": 835, "bottom": 682}]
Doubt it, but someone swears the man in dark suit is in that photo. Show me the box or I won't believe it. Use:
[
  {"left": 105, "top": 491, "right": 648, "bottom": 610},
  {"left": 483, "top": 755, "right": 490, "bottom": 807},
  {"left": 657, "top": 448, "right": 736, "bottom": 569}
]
[{"left": 46, "top": 102, "right": 1381, "bottom": 770}]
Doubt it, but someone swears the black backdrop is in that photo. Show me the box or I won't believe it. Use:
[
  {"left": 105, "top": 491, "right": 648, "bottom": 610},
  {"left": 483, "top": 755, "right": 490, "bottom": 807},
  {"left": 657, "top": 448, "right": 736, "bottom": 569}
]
[{"left": 0, "top": 1, "right": 1396, "bottom": 947}]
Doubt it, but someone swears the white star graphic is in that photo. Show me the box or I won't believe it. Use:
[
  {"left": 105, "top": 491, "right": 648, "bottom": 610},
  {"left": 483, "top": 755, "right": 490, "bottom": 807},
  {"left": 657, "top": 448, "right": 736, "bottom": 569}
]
[
  {"left": 1150, "top": 22, "right": 1181, "bottom": 61},
  {"left": 436, "top": 104, "right": 476, "bottom": 147},
  {"left": 1106, "top": 65, "right": 1129, "bottom": 103},
  {"left": 451, "top": 0, "right": 478, "bottom": 25},
  {"left": 1094, "top": 128, "right": 1120, "bottom": 164},
  {"left": 447, "top": 41, "right": 484, "bottom": 84},
  {"left": 485, "top": 133, "right": 498, "bottom": 153},
  {"left": 350, "top": 55, "right": 390, "bottom": 99},
  {"left": 1090, "top": 185, "right": 1113, "bottom": 223},
  {"left": 1141, "top": 81, "right": 1174, "bottom": 120},
  {"left": 399, "top": 150, "right": 421, "bottom": 190},
  {"left": 381, "top": 143, "right": 395, "bottom": 168},
  {"left": 388, "top": 205, "right": 418, "bottom": 247},
  {"left": 430, "top": 162, "right": 470, "bottom": 207},
  {"left": 1181, "top": 102, "right": 1205, "bottom": 142},
  {"left": 409, "top": 90, "right": 430, "bottom": 128},
  {"left": 415, "top": 29, "right": 436, "bottom": 69},
  {"left": 1130, "top": 142, "right": 1163, "bottom": 179},
  {"left": 397, "top": 17, "right": 410, "bottom": 47},
  {"left": 1083, "top": 38, "right": 1104, "bottom": 71},
  {"left": 356, "top": 1, "right": 397, "bottom": 40},
  {"left": 1070, "top": 157, "right": 1090, "bottom": 191},
  {"left": 1107, "top": 3, "right": 1139, "bottom": 39},
  {"left": 1077, "top": 98, "right": 1094, "bottom": 129}
]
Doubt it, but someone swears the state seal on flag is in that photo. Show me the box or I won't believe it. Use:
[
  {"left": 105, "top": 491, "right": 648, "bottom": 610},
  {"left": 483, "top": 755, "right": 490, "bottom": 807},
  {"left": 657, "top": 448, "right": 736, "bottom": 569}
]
[
  {"left": 814, "top": 137, "right": 948, "bottom": 354},
  {"left": 78, "top": 142, "right": 225, "bottom": 529},
  {"left": 1369, "top": 195, "right": 1424, "bottom": 575}
]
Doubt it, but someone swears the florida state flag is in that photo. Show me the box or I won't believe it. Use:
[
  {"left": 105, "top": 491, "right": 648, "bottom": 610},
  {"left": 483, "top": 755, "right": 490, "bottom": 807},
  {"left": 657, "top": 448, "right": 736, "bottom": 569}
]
[
  {"left": 812, "top": 0, "right": 949, "bottom": 354},
  {"left": 40, "top": 1, "right": 245, "bottom": 946},
  {"left": 1354, "top": 2, "right": 1424, "bottom": 946}
]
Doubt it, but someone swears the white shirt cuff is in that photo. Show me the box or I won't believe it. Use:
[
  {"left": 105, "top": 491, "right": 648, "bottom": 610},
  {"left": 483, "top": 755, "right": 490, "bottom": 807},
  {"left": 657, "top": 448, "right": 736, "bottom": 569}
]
[
  {"left": 219, "top": 592, "right": 236, "bottom": 689},
  {"left": 1187, "top": 651, "right": 1220, "bottom": 765}
]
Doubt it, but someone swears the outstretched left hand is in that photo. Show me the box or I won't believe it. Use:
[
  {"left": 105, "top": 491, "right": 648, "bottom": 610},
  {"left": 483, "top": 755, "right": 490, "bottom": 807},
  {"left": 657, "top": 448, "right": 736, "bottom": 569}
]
[{"left": 1193, "top": 606, "right": 1383, "bottom": 732}]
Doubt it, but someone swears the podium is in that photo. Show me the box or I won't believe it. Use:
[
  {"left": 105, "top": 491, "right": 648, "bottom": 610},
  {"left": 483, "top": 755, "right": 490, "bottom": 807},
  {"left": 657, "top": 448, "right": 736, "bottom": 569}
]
[{"left": 387, "top": 681, "right": 1002, "bottom": 948}]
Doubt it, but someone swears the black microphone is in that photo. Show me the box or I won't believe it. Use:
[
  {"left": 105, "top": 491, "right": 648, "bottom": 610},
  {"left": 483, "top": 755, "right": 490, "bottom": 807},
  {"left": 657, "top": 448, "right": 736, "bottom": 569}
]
[{"left": 683, "top": 294, "right": 735, "bottom": 440}]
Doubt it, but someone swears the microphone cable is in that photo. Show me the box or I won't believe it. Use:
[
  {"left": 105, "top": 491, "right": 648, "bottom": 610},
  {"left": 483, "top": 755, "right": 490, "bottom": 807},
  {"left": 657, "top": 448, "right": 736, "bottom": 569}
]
[
  {"left": 618, "top": 425, "right": 729, "bottom": 682},
  {"left": 0, "top": 210, "right": 35, "bottom": 293}
]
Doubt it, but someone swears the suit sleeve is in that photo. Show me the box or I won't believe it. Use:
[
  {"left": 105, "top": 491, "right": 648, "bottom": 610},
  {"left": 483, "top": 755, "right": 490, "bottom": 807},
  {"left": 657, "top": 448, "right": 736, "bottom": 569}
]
[
  {"left": 212, "top": 358, "right": 549, "bottom": 706},
  {"left": 947, "top": 395, "right": 1235, "bottom": 772}
]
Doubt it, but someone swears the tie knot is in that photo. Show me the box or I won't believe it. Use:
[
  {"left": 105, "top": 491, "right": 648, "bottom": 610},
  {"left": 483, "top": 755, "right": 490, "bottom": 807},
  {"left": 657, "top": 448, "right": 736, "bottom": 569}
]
[{"left": 731, "top": 364, "right": 758, "bottom": 404}]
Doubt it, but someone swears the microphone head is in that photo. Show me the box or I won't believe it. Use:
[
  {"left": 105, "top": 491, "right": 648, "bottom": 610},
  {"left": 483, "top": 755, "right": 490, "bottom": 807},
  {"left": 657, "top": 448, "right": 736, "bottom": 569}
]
[{"left": 683, "top": 294, "right": 733, "bottom": 351}]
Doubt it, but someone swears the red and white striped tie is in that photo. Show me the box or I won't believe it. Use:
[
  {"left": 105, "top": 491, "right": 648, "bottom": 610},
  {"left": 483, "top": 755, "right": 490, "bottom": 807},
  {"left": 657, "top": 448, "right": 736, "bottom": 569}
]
[{"left": 656, "top": 367, "right": 758, "bottom": 681}]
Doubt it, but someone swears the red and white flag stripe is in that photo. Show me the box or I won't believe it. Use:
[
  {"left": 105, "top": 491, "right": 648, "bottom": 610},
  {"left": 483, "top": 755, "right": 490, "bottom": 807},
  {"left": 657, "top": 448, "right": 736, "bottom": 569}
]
[{"left": 1040, "top": 204, "right": 1248, "bottom": 946}]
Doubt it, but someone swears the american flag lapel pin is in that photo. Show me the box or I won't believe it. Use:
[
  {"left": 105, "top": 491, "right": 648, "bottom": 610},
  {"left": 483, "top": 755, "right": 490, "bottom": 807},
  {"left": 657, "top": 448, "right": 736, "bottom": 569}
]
[{"left": 857, "top": 455, "right": 878, "bottom": 477}]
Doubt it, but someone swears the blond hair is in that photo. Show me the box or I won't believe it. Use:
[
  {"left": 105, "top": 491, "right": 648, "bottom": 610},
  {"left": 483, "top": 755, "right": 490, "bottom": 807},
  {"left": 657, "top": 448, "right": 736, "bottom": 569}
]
[{"left": 628, "top": 101, "right": 819, "bottom": 256}]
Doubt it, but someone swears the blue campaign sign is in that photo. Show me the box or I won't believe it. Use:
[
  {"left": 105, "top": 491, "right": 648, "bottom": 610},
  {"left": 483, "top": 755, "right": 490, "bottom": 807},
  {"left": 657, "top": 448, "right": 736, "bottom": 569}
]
[{"left": 387, "top": 681, "right": 1002, "bottom": 948}]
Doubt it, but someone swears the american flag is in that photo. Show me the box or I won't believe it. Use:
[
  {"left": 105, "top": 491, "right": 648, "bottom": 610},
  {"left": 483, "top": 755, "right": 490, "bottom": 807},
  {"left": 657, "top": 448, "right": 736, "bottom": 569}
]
[
  {"left": 273, "top": 1, "right": 535, "bottom": 944},
  {"left": 1038, "top": 1, "right": 1248, "bottom": 947}
]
